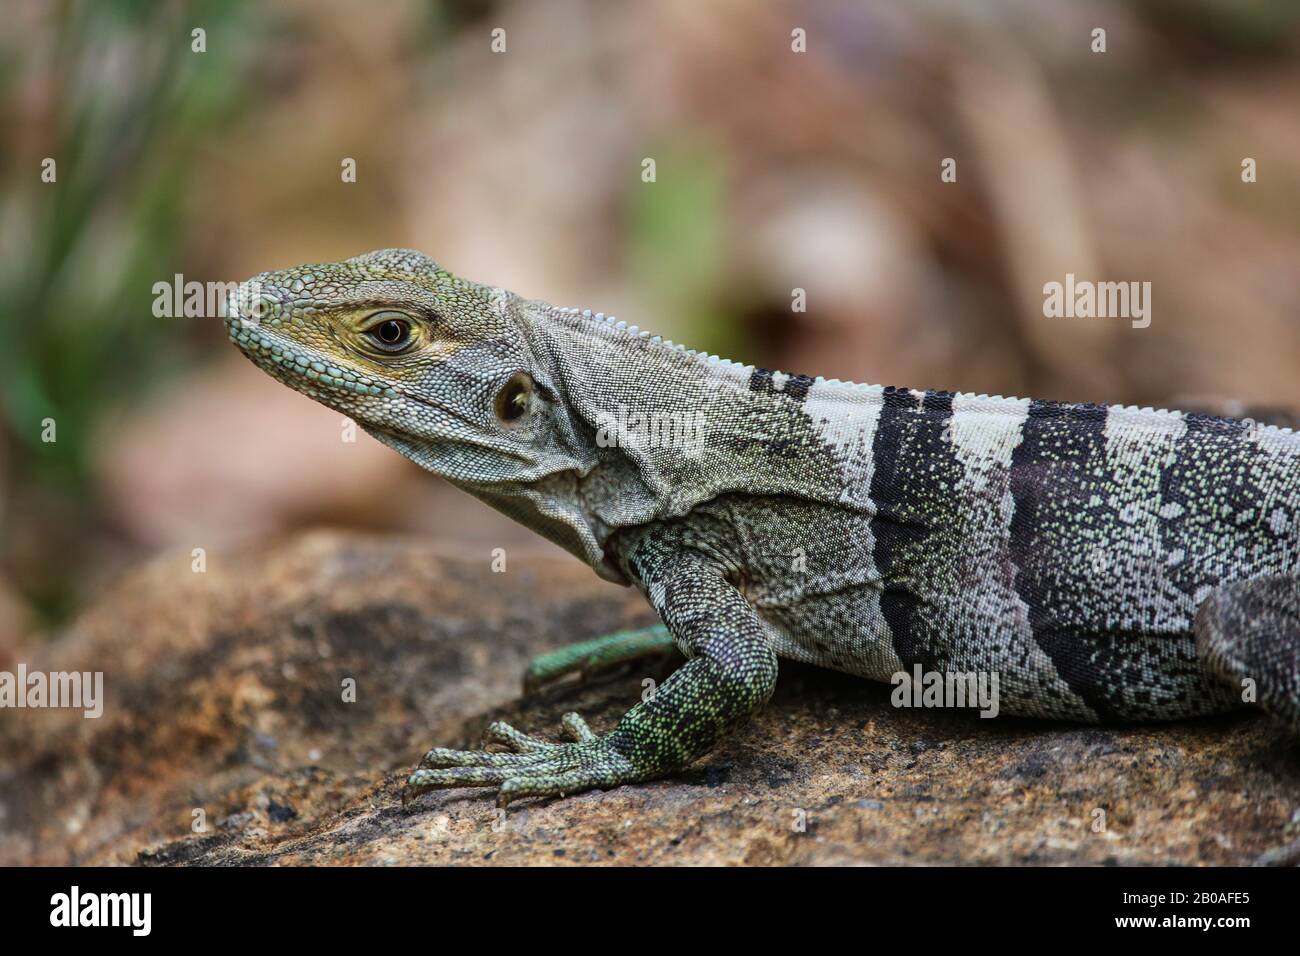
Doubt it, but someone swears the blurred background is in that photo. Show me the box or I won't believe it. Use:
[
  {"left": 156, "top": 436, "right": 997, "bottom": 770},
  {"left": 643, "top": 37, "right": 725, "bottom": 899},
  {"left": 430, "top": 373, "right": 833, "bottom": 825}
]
[{"left": 2, "top": 0, "right": 1299, "bottom": 642}]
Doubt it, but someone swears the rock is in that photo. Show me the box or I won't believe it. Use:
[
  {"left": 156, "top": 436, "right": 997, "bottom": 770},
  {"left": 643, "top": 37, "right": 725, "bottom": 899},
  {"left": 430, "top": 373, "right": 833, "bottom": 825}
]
[{"left": 1, "top": 531, "right": 1297, "bottom": 865}]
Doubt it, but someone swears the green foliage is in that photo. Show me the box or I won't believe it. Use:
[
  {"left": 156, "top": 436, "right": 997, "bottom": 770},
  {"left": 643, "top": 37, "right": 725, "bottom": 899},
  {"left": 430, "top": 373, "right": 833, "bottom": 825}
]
[
  {"left": 625, "top": 137, "right": 739, "bottom": 360},
  {"left": 0, "top": 0, "right": 255, "bottom": 486}
]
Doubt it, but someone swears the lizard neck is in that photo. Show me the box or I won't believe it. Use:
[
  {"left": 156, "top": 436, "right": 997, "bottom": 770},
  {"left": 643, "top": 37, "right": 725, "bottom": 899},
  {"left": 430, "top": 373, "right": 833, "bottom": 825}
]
[{"left": 517, "top": 300, "right": 853, "bottom": 542}]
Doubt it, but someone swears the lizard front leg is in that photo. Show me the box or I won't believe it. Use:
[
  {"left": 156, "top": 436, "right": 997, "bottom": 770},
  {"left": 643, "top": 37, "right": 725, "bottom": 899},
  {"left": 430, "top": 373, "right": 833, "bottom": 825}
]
[{"left": 404, "top": 554, "right": 778, "bottom": 808}]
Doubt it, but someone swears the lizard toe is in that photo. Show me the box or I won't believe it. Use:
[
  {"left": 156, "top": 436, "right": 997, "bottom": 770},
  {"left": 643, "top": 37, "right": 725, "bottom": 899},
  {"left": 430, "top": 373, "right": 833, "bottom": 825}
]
[{"left": 404, "top": 712, "right": 644, "bottom": 808}]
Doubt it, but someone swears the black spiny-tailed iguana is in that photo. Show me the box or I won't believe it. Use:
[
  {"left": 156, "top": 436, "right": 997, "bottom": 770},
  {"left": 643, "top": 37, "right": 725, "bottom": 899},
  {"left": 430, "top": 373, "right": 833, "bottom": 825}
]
[{"left": 226, "top": 248, "right": 1300, "bottom": 809}]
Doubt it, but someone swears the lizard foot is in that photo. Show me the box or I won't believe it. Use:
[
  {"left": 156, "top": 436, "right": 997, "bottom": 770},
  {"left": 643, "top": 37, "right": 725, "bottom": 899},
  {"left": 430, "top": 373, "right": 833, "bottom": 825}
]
[{"left": 403, "top": 712, "right": 641, "bottom": 809}]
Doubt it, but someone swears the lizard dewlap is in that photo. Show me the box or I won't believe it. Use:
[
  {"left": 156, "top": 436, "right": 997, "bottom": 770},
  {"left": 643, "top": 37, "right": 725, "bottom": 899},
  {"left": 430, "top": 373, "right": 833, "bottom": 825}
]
[{"left": 229, "top": 248, "right": 1300, "bottom": 808}]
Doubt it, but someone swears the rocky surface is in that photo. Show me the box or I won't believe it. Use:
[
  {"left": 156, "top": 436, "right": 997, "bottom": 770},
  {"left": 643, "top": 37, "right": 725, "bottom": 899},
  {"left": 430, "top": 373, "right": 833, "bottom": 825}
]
[{"left": 2, "top": 530, "right": 1298, "bottom": 866}]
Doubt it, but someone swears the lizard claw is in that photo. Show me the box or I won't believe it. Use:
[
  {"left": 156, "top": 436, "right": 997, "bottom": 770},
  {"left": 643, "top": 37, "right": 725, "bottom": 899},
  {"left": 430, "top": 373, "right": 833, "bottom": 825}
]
[{"left": 403, "top": 713, "right": 637, "bottom": 809}]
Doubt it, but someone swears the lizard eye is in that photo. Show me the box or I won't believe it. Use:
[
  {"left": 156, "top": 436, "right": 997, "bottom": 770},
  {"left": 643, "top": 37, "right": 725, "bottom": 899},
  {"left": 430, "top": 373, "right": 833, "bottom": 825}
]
[{"left": 365, "top": 312, "right": 414, "bottom": 352}]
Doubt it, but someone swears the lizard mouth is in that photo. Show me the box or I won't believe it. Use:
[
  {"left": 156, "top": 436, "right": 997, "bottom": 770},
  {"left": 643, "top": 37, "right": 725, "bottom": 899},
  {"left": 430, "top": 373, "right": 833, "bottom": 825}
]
[{"left": 225, "top": 312, "right": 398, "bottom": 400}]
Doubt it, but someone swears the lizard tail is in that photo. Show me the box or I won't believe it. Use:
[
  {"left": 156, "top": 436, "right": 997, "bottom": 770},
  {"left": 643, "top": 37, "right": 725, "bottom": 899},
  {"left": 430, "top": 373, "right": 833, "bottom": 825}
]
[{"left": 1196, "top": 575, "right": 1300, "bottom": 734}]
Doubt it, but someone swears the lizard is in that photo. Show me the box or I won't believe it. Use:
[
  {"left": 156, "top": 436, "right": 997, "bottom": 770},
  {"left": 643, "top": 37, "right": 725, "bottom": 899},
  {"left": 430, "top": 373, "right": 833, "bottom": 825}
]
[{"left": 226, "top": 248, "right": 1300, "bottom": 810}]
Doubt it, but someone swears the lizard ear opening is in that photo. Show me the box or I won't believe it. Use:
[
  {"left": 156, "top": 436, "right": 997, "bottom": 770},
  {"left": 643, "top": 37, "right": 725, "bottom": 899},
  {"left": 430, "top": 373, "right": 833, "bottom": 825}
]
[{"left": 495, "top": 371, "right": 534, "bottom": 425}]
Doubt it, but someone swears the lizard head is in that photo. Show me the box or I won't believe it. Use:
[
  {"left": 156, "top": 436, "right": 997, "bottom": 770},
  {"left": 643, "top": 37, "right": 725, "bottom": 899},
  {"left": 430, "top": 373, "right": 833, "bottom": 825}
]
[{"left": 227, "top": 248, "right": 615, "bottom": 572}]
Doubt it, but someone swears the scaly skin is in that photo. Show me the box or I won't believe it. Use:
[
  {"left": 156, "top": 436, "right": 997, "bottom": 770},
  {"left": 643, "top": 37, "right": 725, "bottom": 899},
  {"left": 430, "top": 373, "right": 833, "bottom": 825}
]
[
  {"left": 228, "top": 248, "right": 1300, "bottom": 809},
  {"left": 521, "top": 625, "right": 677, "bottom": 693}
]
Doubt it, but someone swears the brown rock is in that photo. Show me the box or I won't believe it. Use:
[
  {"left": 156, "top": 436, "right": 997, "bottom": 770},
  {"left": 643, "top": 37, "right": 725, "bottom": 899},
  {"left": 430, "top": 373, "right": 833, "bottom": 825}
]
[{"left": 1, "top": 531, "right": 1297, "bottom": 866}]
